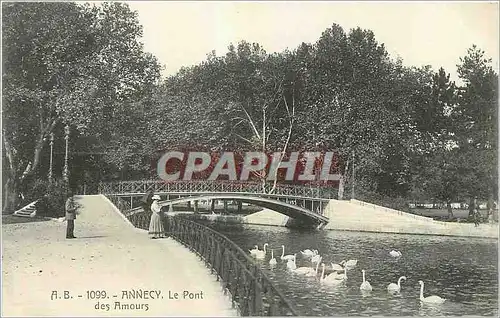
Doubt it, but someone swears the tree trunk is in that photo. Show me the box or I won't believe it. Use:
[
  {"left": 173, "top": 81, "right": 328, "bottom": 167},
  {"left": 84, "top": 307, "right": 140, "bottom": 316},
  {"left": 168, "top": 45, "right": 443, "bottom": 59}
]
[
  {"left": 468, "top": 196, "right": 476, "bottom": 218},
  {"left": 338, "top": 176, "right": 345, "bottom": 200},
  {"left": 2, "top": 177, "right": 20, "bottom": 214},
  {"left": 338, "top": 160, "right": 349, "bottom": 200},
  {"left": 446, "top": 200, "right": 454, "bottom": 219},
  {"left": 487, "top": 191, "right": 494, "bottom": 223}
]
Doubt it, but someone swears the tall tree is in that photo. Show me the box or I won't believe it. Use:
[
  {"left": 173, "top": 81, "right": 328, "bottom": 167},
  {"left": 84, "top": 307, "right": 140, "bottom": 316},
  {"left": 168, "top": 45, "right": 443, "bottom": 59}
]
[
  {"left": 2, "top": 2, "right": 160, "bottom": 212},
  {"left": 454, "top": 45, "right": 498, "bottom": 217}
]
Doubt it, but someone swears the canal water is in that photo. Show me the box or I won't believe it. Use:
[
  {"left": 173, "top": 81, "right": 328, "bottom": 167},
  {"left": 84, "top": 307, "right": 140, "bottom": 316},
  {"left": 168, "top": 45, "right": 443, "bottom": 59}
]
[{"left": 204, "top": 222, "right": 498, "bottom": 316}]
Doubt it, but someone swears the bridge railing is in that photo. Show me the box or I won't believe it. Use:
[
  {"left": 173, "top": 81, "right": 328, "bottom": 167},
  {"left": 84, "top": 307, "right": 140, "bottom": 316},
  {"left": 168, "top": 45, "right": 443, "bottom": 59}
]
[
  {"left": 98, "top": 180, "right": 338, "bottom": 199},
  {"left": 126, "top": 211, "right": 298, "bottom": 316}
]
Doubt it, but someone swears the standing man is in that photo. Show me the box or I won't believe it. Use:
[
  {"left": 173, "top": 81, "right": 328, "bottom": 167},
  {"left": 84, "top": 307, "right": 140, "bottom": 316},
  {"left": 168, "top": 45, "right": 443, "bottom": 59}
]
[
  {"left": 474, "top": 208, "right": 481, "bottom": 227},
  {"left": 65, "top": 193, "right": 77, "bottom": 239}
]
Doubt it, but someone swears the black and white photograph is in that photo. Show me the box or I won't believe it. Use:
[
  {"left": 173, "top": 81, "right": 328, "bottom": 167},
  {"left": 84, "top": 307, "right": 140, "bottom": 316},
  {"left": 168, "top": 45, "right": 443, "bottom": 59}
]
[{"left": 2, "top": 1, "right": 498, "bottom": 316}]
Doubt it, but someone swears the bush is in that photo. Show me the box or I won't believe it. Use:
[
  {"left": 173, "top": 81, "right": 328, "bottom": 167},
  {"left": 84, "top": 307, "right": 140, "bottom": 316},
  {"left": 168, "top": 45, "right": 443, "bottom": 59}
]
[{"left": 34, "top": 179, "right": 70, "bottom": 218}]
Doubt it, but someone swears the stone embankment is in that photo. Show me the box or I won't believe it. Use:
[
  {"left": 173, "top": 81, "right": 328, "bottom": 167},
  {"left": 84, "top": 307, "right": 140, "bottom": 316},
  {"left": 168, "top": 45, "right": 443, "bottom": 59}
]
[{"left": 242, "top": 199, "right": 498, "bottom": 239}]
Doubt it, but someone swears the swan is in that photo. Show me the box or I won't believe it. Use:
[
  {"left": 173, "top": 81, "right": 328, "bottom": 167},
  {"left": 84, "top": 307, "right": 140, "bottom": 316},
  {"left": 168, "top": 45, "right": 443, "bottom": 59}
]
[
  {"left": 331, "top": 262, "right": 345, "bottom": 271},
  {"left": 360, "top": 270, "right": 372, "bottom": 291},
  {"left": 320, "top": 264, "right": 345, "bottom": 285},
  {"left": 269, "top": 249, "right": 277, "bottom": 266},
  {"left": 305, "top": 258, "right": 322, "bottom": 277},
  {"left": 294, "top": 256, "right": 322, "bottom": 276},
  {"left": 249, "top": 245, "right": 260, "bottom": 256},
  {"left": 286, "top": 254, "right": 297, "bottom": 271},
  {"left": 311, "top": 254, "right": 322, "bottom": 264},
  {"left": 418, "top": 280, "right": 446, "bottom": 304},
  {"left": 280, "top": 245, "right": 295, "bottom": 261},
  {"left": 389, "top": 250, "right": 402, "bottom": 258},
  {"left": 343, "top": 259, "right": 358, "bottom": 270},
  {"left": 387, "top": 276, "right": 407, "bottom": 293},
  {"left": 254, "top": 243, "right": 268, "bottom": 260},
  {"left": 327, "top": 266, "right": 348, "bottom": 281},
  {"left": 300, "top": 249, "right": 315, "bottom": 258}
]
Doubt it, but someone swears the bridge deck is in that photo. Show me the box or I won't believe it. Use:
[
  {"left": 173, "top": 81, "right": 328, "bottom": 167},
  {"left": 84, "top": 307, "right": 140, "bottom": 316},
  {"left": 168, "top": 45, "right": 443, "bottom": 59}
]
[{"left": 2, "top": 195, "right": 237, "bottom": 317}]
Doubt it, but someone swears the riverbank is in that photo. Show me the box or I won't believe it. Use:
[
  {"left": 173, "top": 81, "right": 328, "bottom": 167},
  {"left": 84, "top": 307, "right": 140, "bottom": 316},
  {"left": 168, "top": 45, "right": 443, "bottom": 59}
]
[{"left": 241, "top": 199, "right": 498, "bottom": 239}]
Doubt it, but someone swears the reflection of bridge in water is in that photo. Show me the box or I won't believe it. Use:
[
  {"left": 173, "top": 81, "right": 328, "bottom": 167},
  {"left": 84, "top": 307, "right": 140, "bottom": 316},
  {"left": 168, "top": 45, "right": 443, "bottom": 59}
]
[{"left": 99, "top": 180, "right": 336, "bottom": 228}]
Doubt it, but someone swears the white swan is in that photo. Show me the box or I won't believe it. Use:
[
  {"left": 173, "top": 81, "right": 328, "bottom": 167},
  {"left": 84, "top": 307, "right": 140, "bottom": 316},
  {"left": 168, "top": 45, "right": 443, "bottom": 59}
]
[
  {"left": 320, "top": 263, "right": 345, "bottom": 285},
  {"left": 269, "top": 249, "right": 277, "bottom": 266},
  {"left": 360, "top": 269, "right": 372, "bottom": 291},
  {"left": 305, "top": 258, "right": 322, "bottom": 277},
  {"left": 311, "top": 254, "right": 322, "bottom": 264},
  {"left": 332, "top": 267, "right": 348, "bottom": 281},
  {"left": 418, "top": 280, "right": 446, "bottom": 304},
  {"left": 343, "top": 259, "right": 358, "bottom": 270},
  {"left": 286, "top": 254, "right": 297, "bottom": 271},
  {"left": 300, "top": 249, "right": 315, "bottom": 258},
  {"left": 389, "top": 250, "right": 402, "bottom": 258},
  {"left": 280, "top": 245, "right": 295, "bottom": 261},
  {"left": 331, "top": 262, "right": 345, "bottom": 271},
  {"left": 254, "top": 243, "right": 268, "bottom": 260},
  {"left": 294, "top": 256, "right": 322, "bottom": 276},
  {"left": 249, "top": 245, "right": 260, "bottom": 256},
  {"left": 387, "top": 276, "right": 407, "bottom": 293}
]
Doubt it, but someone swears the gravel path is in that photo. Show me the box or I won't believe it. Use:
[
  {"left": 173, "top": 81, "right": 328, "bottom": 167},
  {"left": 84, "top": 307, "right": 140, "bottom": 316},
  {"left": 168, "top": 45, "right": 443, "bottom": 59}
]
[{"left": 2, "top": 195, "right": 238, "bottom": 317}]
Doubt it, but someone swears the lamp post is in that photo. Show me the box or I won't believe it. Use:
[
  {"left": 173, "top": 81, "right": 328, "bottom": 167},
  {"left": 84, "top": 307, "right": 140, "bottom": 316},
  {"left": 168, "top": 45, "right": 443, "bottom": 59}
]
[
  {"left": 351, "top": 151, "right": 355, "bottom": 200},
  {"left": 63, "top": 125, "right": 70, "bottom": 183},
  {"left": 48, "top": 132, "right": 54, "bottom": 182}
]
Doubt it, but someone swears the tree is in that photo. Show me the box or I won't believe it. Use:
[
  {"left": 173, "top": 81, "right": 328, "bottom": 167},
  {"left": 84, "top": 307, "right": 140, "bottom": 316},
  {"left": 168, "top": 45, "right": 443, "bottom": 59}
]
[
  {"left": 454, "top": 45, "right": 498, "bottom": 217},
  {"left": 2, "top": 2, "right": 161, "bottom": 212}
]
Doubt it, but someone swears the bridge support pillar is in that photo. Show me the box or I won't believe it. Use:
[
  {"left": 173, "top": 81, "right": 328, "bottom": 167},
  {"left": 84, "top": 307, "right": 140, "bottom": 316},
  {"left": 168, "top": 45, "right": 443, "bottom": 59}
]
[
  {"left": 237, "top": 201, "right": 242, "bottom": 214},
  {"left": 169, "top": 204, "right": 174, "bottom": 213},
  {"left": 223, "top": 200, "right": 228, "bottom": 214},
  {"left": 211, "top": 200, "right": 215, "bottom": 213},
  {"left": 187, "top": 201, "right": 191, "bottom": 209},
  {"left": 194, "top": 200, "right": 199, "bottom": 213}
]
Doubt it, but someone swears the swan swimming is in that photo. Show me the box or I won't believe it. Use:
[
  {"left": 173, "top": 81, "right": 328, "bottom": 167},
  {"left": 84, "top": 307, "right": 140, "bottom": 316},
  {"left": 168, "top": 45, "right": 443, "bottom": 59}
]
[
  {"left": 327, "top": 266, "right": 348, "bottom": 281},
  {"left": 280, "top": 245, "right": 295, "bottom": 261},
  {"left": 286, "top": 254, "right": 297, "bottom": 270},
  {"left": 294, "top": 256, "right": 322, "bottom": 276},
  {"left": 418, "top": 280, "right": 446, "bottom": 304},
  {"left": 254, "top": 243, "right": 268, "bottom": 260},
  {"left": 300, "top": 249, "right": 316, "bottom": 258},
  {"left": 387, "top": 276, "right": 407, "bottom": 293},
  {"left": 304, "top": 258, "right": 322, "bottom": 277},
  {"left": 269, "top": 249, "right": 277, "bottom": 266},
  {"left": 320, "top": 263, "right": 345, "bottom": 285},
  {"left": 331, "top": 262, "right": 344, "bottom": 271},
  {"left": 343, "top": 259, "right": 358, "bottom": 270},
  {"left": 249, "top": 245, "right": 260, "bottom": 256},
  {"left": 311, "top": 254, "right": 322, "bottom": 264},
  {"left": 389, "top": 250, "right": 402, "bottom": 258},
  {"left": 360, "top": 269, "right": 372, "bottom": 291}
]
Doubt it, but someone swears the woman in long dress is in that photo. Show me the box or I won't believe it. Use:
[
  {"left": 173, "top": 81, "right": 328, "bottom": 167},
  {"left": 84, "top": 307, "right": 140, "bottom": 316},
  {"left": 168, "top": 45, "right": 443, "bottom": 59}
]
[{"left": 149, "top": 195, "right": 165, "bottom": 239}]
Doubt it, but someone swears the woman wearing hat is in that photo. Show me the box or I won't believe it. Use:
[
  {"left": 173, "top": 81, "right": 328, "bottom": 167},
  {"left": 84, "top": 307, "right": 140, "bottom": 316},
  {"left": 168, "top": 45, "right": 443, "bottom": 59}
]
[{"left": 149, "top": 195, "right": 165, "bottom": 239}]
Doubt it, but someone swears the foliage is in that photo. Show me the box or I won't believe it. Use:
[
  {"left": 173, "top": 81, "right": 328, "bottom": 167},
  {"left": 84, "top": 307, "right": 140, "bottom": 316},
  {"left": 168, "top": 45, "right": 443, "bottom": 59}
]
[
  {"left": 2, "top": 2, "right": 161, "bottom": 212},
  {"left": 3, "top": 3, "right": 497, "bottom": 214},
  {"left": 26, "top": 179, "right": 69, "bottom": 218}
]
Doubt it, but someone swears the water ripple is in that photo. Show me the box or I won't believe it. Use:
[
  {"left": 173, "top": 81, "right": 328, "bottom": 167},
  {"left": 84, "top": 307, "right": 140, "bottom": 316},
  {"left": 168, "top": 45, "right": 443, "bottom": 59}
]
[{"left": 207, "top": 223, "right": 498, "bottom": 316}]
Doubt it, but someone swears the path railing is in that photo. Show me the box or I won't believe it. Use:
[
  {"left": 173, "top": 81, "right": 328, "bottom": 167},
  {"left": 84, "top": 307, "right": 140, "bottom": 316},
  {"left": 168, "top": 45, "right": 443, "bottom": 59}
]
[{"left": 127, "top": 211, "right": 298, "bottom": 316}]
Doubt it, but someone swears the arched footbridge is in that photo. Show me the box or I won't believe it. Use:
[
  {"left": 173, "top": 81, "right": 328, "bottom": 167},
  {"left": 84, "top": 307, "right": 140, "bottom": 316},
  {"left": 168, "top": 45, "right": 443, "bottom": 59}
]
[{"left": 100, "top": 180, "right": 334, "bottom": 228}]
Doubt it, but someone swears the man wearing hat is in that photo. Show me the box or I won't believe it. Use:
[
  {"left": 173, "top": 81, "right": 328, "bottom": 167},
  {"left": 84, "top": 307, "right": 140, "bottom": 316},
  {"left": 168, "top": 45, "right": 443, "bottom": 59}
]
[
  {"left": 149, "top": 195, "right": 165, "bottom": 239},
  {"left": 65, "top": 193, "right": 78, "bottom": 239}
]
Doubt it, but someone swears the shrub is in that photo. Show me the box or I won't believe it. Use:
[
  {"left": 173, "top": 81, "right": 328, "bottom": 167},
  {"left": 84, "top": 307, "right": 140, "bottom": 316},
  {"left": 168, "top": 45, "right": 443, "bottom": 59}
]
[{"left": 35, "top": 179, "right": 70, "bottom": 218}]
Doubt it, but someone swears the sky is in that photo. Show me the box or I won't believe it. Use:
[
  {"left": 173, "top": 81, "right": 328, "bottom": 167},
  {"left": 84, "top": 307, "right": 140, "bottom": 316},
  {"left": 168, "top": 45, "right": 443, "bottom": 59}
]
[{"left": 125, "top": 1, "right": 499, "bottom": 82}]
